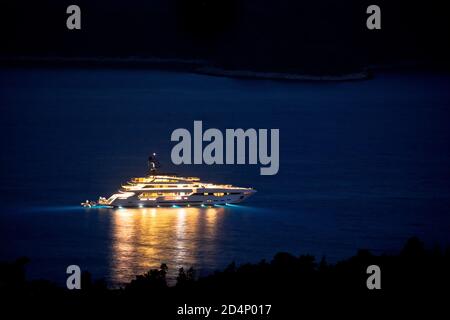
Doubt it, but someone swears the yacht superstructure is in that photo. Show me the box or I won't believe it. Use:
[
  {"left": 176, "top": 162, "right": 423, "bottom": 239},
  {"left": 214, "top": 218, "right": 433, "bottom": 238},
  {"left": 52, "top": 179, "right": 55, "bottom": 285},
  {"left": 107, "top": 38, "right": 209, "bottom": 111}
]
[{"left": 82, "top": 154, "right": 256, "bottom": 208}]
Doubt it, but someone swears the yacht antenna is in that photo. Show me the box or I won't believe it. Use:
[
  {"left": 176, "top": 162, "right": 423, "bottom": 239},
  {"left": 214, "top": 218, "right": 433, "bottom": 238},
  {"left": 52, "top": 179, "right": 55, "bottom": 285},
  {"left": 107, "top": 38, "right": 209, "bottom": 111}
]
[{"left": 148, "top": 153, "right": 160, "bottom": 174}]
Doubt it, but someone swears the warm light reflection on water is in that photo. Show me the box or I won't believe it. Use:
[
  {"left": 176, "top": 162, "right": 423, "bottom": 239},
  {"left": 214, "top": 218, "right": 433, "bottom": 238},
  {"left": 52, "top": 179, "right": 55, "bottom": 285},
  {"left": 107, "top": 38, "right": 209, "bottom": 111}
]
[{"left": 109, "top": 207, "right": 223, "bottom": 285}]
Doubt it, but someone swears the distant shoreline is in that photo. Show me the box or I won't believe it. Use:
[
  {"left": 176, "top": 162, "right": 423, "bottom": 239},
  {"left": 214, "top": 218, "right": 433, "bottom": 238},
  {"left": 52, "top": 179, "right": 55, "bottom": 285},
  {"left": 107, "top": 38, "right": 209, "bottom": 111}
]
[
  {"left": 195, "top": 66, "right": 369, "bottom": 81},
  {"left": 0, "top": 56, "right": 205, "bottom": 72},
  {"left": 0, "top": 56, "right": 370, "bottom": 81}
]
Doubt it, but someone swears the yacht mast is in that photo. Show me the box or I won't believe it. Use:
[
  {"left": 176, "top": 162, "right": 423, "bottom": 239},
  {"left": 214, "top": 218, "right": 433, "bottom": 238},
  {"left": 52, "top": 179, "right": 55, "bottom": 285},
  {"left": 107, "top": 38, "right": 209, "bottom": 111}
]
[{"left": 148, "top": 153, "right": 160, "bottom": 175}]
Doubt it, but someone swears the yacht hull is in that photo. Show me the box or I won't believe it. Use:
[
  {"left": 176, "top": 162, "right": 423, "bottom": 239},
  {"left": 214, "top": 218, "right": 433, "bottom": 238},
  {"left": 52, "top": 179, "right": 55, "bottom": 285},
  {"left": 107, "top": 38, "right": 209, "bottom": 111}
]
[{"left": 109, "top": 191, "right": 256, "bottom": 208}]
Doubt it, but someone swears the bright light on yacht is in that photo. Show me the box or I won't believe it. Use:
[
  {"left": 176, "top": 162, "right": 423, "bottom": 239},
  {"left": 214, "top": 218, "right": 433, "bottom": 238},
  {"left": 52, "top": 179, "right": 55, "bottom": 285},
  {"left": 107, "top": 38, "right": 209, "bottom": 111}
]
[{"left": 81, "top": 154, "right": 256, "bottom": 208}]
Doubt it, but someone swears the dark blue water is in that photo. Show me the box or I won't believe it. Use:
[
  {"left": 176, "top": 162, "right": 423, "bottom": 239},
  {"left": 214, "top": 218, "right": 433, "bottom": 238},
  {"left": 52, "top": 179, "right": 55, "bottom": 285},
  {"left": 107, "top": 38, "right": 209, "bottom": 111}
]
[{"left": 1, "top": 68, "right": 450, "bottom": 286}]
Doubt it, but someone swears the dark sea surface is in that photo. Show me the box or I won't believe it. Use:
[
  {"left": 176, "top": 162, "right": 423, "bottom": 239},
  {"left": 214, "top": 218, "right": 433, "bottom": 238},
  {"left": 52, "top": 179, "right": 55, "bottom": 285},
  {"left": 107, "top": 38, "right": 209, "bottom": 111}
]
[{"left": 1, "top": 67, "right": 449, "bottom": 286}]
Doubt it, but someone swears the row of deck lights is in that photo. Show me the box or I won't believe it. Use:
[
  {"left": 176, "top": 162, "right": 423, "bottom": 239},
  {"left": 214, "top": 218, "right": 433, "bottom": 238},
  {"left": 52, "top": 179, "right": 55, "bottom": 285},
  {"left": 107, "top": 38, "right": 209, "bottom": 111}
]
[{"left": 117, "top": 203, "right": 229, "bottom": 209}]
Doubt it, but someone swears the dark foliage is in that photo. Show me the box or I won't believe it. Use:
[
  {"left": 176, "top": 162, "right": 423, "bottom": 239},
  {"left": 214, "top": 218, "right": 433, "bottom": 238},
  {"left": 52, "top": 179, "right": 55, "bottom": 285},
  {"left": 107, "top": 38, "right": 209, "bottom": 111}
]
[{"left": 0, "top": 237, "right": 448, "bottom": 318}]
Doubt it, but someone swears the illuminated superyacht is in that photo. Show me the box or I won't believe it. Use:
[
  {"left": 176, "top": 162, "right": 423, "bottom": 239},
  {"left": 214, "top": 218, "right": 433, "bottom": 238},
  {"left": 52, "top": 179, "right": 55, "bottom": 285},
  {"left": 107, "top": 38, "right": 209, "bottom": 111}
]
[{"left": 82, "top": 154, "right": 256, "bottom": 208}]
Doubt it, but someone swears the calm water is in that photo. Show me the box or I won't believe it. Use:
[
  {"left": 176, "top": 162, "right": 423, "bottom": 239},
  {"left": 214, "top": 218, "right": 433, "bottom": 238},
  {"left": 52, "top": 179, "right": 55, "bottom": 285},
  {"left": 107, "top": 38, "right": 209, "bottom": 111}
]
[{"left": 1, "top": 67, "right": 450, "bottom": 286}]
